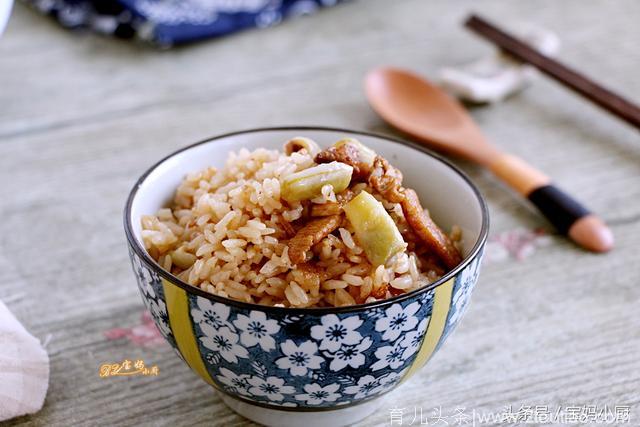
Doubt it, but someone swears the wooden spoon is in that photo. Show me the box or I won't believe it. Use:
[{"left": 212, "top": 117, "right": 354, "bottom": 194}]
[{"left": 365, "top": 67, "right": 613, "bottom": 252}]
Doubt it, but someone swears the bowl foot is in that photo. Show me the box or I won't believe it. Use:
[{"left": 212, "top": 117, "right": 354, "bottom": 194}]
[{"left": 220, "top": 394, "right": 385, "bottom": 427}]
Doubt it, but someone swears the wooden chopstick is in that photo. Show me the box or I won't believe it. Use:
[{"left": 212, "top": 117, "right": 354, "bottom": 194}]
[{"left": 465, "top": 14, "right": 640, "bottom": 130}]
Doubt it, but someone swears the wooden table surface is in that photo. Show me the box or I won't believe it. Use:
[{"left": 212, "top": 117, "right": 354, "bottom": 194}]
[{"left": 1, "top": 1, "right": 639, "bottom": 426}]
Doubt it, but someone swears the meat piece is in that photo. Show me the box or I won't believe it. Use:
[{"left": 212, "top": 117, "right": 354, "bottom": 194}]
[
  {"left": 315, "top": 143, "right": 372, "bottom": 181},
  {"left": 310, "top": 202, "right": 342, "bottom": 217},
  {"left": 309, "top": 189, "right": 355, "bottom": 217},
  {"left": 278, "top": 217, "right": 296, "bottom": 238},
  {"left": 287, "top": 215, "right": 343, "bottom": 265},
  {"left": 400, "top": 189, "right": 462, "bottom": 269},
  {"left": 368, "top": 157, "right": 405, "bottom": 203}
]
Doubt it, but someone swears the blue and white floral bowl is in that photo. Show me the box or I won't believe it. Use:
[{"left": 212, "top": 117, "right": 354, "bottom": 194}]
[{"left": 124, "top": 127, "right": 489, "bottom": 426}]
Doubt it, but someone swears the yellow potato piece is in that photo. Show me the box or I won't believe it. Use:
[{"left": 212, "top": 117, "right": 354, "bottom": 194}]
[
  {"left": 343, "top": 191, "right": 406, "bottom": 266},
  {"left": 281, "top": 162, "right": 353, "bottom": 202}
]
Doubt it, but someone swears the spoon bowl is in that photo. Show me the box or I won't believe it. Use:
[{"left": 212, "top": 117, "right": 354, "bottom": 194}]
[{"left": 366, "top": 68, "right": 499, "bottom": 165}]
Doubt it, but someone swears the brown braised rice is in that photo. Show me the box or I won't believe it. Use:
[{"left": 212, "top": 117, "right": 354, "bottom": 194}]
[{"left": 141, "top": 138, "right": 461, "bottom": 308}]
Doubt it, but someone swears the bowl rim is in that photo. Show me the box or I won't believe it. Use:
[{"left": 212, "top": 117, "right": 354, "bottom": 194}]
[{"left": 124, "top": 126, "right": 489, "bottom": 314}]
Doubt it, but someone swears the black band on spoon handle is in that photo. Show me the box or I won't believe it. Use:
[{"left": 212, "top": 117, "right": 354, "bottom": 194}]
[
  {"left": 527, "top": 185, "right": 590, "bottom": 235},
  {"left": 489, "top": 154, "right": 613, "bottom": 252}
]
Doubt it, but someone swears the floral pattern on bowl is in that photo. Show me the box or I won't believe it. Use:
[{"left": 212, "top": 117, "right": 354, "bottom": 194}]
[
  {"left": 190, "top": 291, "right": 433, "bottom": 407},
  {"left": 129, "top": 247, "right": 483, "bottom": 410},
  {"left": 129, "top": 249, "right": 175, "bottom": 347}
]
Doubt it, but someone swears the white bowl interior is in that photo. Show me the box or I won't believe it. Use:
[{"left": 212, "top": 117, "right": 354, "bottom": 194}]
[{"left": 129, "top": 129, "right": 485, "bottom": 257}]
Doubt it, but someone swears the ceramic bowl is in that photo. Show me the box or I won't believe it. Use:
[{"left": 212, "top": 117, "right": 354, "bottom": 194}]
[{"left": 124, "top": 127, "right": 489, "bottom": 427}]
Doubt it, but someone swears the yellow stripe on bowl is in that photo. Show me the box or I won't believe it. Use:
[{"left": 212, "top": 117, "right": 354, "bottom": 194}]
[
  {"left": 401, "top": 278, "right": 454, "bottom": 382},
  {"left": 162, "top": 279, "right": 217, "bottom": 387}
]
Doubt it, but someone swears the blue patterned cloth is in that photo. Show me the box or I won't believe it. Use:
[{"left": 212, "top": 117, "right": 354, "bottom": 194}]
[{"left": 24, "top": 0, "right": 341, "bottom": 46}]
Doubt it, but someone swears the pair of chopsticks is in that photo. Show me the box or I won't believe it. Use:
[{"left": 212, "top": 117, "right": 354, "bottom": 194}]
[{"left": 465, "top": 15, "right": 640, "bottom": 130}]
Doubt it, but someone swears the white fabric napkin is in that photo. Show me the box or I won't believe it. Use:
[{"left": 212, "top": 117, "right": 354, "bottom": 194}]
[{"left": 0, "top": 300, "right": 49, "bottom": 421}]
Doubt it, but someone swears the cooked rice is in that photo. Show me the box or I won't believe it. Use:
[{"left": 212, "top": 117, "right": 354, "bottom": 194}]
[{"left": 141, "top": 144, "right": 461, "bottom": 308}]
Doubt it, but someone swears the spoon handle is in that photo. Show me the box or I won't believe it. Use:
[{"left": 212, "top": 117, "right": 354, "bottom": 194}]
[{"left": 490, "top": 154, "right": 613, "bottom": 252}]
